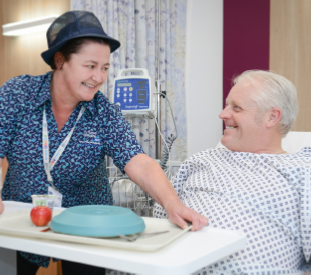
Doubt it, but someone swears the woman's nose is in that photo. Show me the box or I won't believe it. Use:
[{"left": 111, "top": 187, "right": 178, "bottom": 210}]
[{"left": 92, "top": 69, "right": 104, "bottom": 83}]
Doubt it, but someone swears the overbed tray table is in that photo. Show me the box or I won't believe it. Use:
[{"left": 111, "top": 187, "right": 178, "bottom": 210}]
[{"left": 0, "top": 201, "right": 246, "bottom": 275}]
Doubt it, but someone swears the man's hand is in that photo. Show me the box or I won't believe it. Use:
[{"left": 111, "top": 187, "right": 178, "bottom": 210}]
[{"left": 164, "top": 199, "right": 208, "bottom": 231}]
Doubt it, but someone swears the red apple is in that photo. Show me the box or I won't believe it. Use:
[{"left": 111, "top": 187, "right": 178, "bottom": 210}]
[{"left": 30, "top": 206, "right": 52, "bottom": 227}]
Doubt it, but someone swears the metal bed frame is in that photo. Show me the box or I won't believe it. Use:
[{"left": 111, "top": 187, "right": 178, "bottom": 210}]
[{"left": 107, "top": 162, "right": 181, "bottom": 217}]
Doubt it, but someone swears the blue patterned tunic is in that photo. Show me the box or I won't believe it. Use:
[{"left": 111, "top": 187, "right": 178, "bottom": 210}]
[{"left": 0, "top": 72, "right": 144, "bottom": 267}]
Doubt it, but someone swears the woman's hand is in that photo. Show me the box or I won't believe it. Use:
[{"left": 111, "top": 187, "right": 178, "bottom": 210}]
[{"left": 164, "top": 199, "right": 208, "bottom": 231}]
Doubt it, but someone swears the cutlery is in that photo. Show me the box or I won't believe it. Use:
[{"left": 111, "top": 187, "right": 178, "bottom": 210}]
[{"left": 118, "top": 230, "right": 169, "bottom": 242}]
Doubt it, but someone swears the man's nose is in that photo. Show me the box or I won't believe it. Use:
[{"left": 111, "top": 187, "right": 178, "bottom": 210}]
[{"left": 219, "top": 106, "right": 231, "bottom": 119}]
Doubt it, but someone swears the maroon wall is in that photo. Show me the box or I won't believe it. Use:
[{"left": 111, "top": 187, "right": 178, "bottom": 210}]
[{"left": 223, "top": 0, "right": 270, "bottom": 109}]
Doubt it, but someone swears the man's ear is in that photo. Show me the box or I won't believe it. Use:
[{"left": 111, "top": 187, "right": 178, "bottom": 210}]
[
  {"left": 266, "top": 108, "right": 282, "bottom": 128},
  {"left": 54, "top": 52, "right": 65, "bottom": 70}
]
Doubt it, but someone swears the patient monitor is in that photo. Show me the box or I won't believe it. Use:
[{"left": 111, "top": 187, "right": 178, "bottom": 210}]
[
  {"left": 112, "top": 68, "right": 157, "bottom": 141},
  {"left": 112, "top": 68, "right": 156, "bottom": 117}
]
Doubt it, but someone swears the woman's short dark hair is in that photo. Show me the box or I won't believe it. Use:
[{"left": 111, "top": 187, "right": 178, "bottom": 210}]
[{"left": 50, "top": 37, "right": 110, "bottom": 69}]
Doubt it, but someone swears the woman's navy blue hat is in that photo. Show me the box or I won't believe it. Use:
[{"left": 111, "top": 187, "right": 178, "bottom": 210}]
[{"left": 41, "top": 11, "right": 121, "bottom": 65}]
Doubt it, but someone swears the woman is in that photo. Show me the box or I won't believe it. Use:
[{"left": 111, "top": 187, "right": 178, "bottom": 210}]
[
  {"left": 154, "top": 70, "right": 310, "bottom": 274},
  {"left": 0, "top": 11, "right": 207, "bottom": 274}
]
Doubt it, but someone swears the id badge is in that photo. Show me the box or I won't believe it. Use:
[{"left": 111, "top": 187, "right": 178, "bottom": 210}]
[{"left": 48, "top": 186, "right": 63, "bottom": 208}]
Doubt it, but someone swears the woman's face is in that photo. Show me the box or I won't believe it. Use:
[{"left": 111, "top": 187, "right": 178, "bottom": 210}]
[
  {"left": 219, "top": 82, "right": 268, "bottom": 153},
  {"left": 60, "top": 41, "right": 110, "bottom": 103}
]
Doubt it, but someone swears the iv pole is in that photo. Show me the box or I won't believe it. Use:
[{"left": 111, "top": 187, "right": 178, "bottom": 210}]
[{"left": 155, "top": 0, "right": 162, "bottom": 160}]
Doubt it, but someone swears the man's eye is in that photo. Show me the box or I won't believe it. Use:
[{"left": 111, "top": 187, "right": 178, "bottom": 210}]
[
  {"left": 102, "top": 67, "right": 109, "bottom": 71},
  {"left": 87, "top": 65, "right": 94, "bottom": 69}
]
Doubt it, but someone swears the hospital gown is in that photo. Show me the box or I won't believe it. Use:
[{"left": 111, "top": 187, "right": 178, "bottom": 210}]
[{"left": 154, "top": 147, "right": 311, "bottom": 274}]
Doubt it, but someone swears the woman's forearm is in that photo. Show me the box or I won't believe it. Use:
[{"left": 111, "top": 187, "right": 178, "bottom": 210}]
[
  {"left": 124, "top": 154, "right": 179, "bottom": 209},
  {"left": 124, "top": 154, "right": 208, "bottom": 230}
]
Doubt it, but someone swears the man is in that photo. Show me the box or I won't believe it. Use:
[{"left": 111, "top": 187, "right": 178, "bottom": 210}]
[{"left": 154, "top": 70, "right": 311, "bottom": 274}]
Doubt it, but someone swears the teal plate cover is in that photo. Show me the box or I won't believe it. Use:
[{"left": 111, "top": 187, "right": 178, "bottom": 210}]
[{"left": 50, "top": 205, "right": 146, "bottom": 237}]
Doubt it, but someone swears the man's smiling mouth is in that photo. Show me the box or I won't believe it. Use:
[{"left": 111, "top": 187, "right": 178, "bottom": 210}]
[{"left": 226, "top": 126, "right": 237, "bottom": 129}]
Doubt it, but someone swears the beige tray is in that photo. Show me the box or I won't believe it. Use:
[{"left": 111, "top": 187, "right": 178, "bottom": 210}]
[{"left": 0, "top": 209, "right": 192, "bottom": 251}]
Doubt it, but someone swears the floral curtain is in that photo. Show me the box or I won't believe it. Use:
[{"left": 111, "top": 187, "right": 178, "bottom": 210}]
[{"left": 70, "top": 0, "right": 187, "bottom": 162}]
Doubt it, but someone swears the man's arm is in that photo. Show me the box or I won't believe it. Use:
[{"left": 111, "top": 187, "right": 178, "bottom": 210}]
[
  {"left": 124, "top": 154, "right": 208, "bottom": 231},
  {"left": 0, "top": 158, "right": 4, "bottom": 214}
]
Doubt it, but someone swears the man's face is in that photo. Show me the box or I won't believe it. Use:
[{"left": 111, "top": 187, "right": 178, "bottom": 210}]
[{"left": 219, "top": 82, "right": 267, "bottom": 153}]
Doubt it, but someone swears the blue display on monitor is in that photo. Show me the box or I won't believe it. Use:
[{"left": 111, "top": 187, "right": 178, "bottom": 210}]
[{"left": 114, "top": 78, "right": 150, "bottom": 111}]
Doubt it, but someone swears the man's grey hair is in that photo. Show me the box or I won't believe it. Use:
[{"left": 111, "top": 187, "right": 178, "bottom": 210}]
[{"left": 233, "top": 70, "right": 299, "bottom": 137}]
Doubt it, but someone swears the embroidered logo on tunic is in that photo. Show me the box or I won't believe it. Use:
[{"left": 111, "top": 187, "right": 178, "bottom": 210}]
[{"left": 79, "top": 131, "right": 101, "bottom": 146}]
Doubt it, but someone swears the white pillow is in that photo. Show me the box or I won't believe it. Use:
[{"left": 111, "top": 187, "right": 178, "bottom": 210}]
[{"left": 282, "top": 131, "right": 311, "bottom": 154}]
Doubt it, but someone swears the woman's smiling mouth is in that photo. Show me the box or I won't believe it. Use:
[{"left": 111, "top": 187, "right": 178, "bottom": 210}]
[{"left": 82, "top": 82, "right": 95, "bottom": 88}]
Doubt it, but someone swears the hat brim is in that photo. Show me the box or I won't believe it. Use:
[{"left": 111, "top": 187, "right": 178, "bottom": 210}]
[{"left": 41, "top": 34, "right": 121, "bottom": 66}]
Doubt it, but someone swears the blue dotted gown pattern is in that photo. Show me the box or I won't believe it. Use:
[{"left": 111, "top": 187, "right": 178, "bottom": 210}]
[
  {"left": 154, "top": 148, "right": 311, "bottom": 274},
  {"left": 0, "top": 72, "right": 144, "bottom": 267}
]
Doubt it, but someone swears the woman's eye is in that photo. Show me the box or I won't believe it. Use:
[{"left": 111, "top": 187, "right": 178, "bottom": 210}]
[
  {"left": 233, "top": 106, "right": 241, "bottom": 111},
  {"left": 102, "top": 67, "right": 109, "bottom": 71}
]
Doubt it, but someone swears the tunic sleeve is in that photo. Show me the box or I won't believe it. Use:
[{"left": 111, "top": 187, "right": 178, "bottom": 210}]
[{"left": 0, "top": 80, "right": 19, "bottom": 159}]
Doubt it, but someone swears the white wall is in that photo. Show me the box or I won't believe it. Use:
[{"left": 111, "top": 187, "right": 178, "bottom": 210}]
[{"left": 185, "top": 0, "right": 223, "bottom": 157}]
